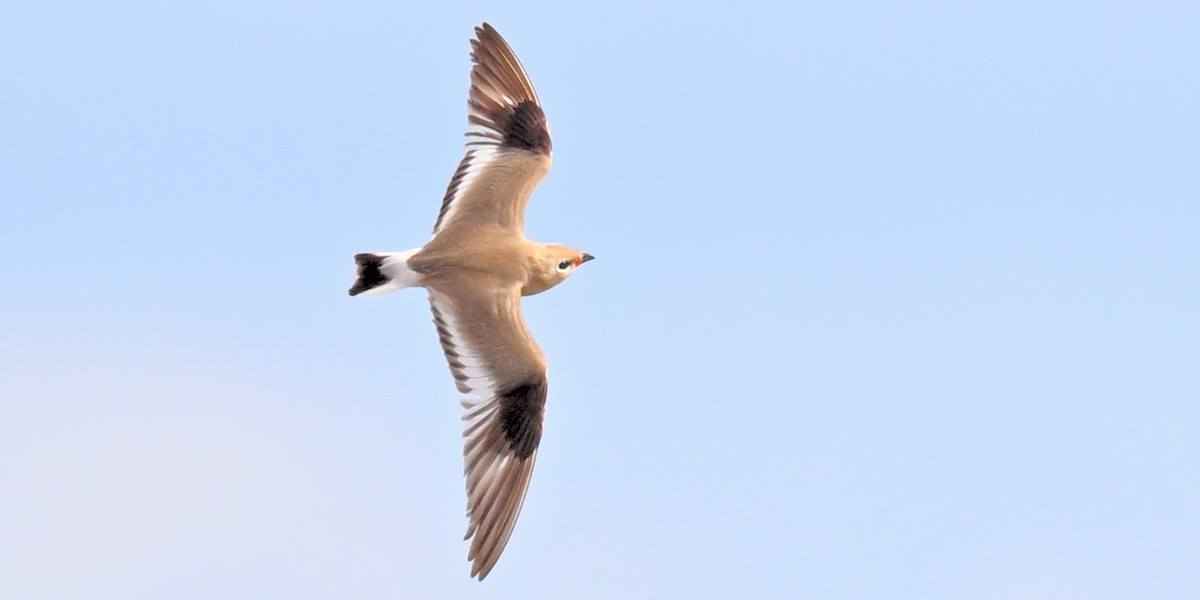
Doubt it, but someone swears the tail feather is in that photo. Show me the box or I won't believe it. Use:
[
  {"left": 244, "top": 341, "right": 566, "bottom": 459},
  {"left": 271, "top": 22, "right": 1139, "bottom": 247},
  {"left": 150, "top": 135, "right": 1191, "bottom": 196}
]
[{"left": 348, "top": 250, "right": 420, "bottom": 296}]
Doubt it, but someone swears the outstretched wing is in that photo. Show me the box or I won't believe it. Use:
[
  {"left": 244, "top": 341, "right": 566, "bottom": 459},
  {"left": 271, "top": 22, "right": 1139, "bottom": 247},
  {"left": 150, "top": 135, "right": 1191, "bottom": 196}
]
[
  {"left": 432, "top": 23, "right": 553, "bottom": 239},
  {"left": 426, "top": 273, "right": 548, "bottom": 580}
]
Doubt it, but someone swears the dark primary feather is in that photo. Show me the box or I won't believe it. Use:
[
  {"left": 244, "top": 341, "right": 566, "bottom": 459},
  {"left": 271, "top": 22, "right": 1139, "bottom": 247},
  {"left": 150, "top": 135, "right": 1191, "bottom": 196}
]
[{"left": 498, "top": 380, "right": 546, "bottom": 459}]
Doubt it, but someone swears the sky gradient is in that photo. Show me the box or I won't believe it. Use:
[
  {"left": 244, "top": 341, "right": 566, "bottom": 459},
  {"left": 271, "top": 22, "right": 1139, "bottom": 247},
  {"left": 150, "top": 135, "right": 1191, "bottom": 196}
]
[{"left": 3, "top": 2, "right": 1198, "bottom": 598}]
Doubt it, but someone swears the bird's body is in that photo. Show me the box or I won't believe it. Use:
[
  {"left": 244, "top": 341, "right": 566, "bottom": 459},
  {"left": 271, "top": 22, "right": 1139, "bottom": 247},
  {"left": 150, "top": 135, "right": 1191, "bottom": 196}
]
[{"left": 348, "top": 23, "right": 591, "bottom": 580}]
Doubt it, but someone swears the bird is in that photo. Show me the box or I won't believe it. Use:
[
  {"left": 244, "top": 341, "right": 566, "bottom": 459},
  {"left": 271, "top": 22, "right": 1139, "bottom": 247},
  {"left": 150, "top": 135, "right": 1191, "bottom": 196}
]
[{"left": 347, "top": 23, "right": 592, "bottom": 580}]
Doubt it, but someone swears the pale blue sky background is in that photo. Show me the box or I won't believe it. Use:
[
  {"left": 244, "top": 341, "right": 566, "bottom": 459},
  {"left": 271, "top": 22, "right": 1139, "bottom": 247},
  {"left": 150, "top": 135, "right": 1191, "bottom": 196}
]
[{"left": 2, "top": 2, "right": 1198, "bottom": 598}]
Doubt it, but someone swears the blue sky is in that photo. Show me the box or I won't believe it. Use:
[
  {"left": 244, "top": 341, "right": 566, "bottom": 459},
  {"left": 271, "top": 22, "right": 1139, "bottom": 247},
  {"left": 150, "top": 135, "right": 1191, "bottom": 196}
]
[{"left": 2, "top": 1, "right": 1198, "bottom": 598}]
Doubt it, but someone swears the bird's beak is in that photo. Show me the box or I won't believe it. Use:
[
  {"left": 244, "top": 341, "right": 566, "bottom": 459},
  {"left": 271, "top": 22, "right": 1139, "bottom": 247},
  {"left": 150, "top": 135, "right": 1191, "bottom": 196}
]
[{"left": 579, "top": 253, "right": 595, "bottom": 265}]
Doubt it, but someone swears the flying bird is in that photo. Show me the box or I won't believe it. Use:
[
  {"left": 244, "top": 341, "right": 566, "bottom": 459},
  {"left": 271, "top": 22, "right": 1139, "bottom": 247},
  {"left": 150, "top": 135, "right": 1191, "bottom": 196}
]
[{"left": 348, "top": 23, "right": 592, "bottom": 580}]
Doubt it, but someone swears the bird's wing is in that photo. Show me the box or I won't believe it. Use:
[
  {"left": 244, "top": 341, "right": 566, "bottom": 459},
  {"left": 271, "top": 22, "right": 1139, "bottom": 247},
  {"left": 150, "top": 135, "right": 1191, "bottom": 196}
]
[
  {"left": 431, "top": 23, "right": 553, "bottom": 239},
  {"left": 426, "top": 273, "right": 548, "bottom": 580}
]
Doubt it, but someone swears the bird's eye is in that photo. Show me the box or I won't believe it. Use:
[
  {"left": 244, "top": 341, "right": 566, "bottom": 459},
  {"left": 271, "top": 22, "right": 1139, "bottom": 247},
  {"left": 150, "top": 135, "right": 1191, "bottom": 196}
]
[{"left": 557, "top": 260, "right": 572, "bottom": 272}]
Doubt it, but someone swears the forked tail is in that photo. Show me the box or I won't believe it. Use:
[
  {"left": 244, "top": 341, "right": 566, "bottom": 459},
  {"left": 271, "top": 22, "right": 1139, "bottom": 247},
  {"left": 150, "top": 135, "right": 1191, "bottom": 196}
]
[{"left": 347, "top": 249, "right": 421, "bottom": 296}]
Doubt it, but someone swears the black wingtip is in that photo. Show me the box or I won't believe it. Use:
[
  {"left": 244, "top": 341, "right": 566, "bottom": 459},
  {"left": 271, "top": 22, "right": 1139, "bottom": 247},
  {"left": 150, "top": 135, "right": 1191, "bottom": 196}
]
[
  {"left": 503, "top": 101, "right": 551, "bottom": 155},
  {"left": 467, "top": 23, "right": 552, "bottom": 156},
  {"left": 498, "top": 378, "right": 547, "bottom": 459}
]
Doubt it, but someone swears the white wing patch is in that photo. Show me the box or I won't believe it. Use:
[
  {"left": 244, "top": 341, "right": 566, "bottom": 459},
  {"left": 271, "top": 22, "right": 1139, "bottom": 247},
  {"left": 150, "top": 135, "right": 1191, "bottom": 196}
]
[
  {"left": 433, "top": 144, "right": 499, "bottom": 238},
  {"left": 428, "top": 293, "right": 497, "bottom": 398}
]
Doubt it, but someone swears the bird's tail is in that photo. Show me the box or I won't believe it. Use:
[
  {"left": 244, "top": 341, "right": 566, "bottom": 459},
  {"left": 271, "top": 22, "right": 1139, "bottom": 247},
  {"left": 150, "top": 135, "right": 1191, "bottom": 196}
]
[{"left": 348, "top": 249, "right": 421, "bottom": 296}]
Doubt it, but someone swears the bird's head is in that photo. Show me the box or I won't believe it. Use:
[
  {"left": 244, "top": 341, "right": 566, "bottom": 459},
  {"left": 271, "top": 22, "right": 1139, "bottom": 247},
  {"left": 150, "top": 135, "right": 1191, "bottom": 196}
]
[{"left": 524, "top": 244, "right": 594, "bottom": 295}]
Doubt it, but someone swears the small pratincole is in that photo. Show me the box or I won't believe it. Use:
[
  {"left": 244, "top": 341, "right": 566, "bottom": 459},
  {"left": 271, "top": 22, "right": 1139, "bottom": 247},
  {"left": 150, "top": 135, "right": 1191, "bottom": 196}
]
[{"left": 348, "top": 23, "right": 592, "bottom": 580}]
